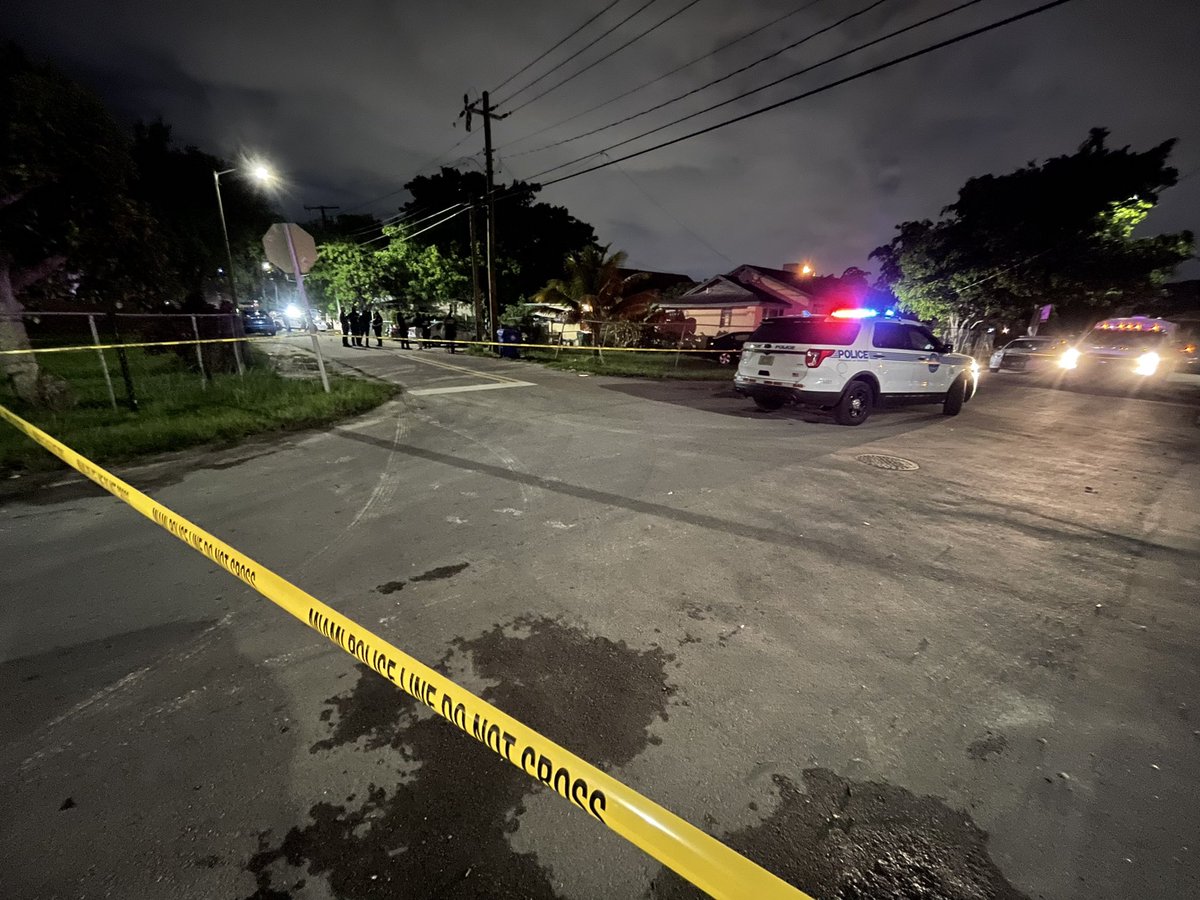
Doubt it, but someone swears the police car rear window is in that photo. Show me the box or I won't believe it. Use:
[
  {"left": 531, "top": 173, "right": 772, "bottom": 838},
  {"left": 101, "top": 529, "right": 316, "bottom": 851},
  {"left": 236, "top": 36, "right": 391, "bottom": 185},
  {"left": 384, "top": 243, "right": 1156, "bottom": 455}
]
[{"left": 750, "top": 319, "right": 860, "bottom": 345}]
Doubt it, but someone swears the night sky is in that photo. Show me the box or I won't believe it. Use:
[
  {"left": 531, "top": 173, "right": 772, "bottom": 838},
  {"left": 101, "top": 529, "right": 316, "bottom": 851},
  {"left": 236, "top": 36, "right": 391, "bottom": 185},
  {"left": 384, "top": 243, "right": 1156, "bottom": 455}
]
[{"left": 6, "top": 0, "right": 1199, "bottom": 280}]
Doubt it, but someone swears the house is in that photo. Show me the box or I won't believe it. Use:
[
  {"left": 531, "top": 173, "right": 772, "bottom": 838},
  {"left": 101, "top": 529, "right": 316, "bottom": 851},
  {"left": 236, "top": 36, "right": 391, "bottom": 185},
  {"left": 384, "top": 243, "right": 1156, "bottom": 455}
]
[
  {"left": 659, "top": 263, "right": 887, "bottom": 338},
  {"left": 658, "top": 264, "right": 826, "bottom": 338}
]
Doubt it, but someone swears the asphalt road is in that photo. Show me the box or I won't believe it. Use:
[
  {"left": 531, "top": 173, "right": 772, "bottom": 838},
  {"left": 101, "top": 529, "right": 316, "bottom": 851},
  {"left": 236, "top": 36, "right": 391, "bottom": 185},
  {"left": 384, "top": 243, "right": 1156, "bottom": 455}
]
[{"left": 2, "top": 340, "right": 1198, "bottom": 900}]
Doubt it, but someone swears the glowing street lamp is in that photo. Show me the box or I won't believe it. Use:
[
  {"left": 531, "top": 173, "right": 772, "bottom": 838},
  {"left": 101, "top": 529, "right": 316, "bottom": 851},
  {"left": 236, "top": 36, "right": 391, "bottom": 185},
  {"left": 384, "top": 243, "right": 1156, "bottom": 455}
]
[
  {"left": 800, "top": 262, "right": 814, "bottom": 276},
  {"left": 214, "top": 161, "right": 276, "bottom": 307}
]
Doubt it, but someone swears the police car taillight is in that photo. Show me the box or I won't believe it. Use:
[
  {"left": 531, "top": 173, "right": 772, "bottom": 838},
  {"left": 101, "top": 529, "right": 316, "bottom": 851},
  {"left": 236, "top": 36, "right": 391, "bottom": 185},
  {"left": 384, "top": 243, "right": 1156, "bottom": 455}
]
[{"left": 805, "top": 349, "right": 835, "bottom": 368}]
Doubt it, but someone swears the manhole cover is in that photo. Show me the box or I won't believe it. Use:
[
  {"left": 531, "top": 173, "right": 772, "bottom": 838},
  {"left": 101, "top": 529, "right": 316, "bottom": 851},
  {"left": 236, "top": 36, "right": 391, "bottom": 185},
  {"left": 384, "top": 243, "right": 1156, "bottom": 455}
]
[{"left": 856, "top": 453, "right": 920, "bottom": 471}]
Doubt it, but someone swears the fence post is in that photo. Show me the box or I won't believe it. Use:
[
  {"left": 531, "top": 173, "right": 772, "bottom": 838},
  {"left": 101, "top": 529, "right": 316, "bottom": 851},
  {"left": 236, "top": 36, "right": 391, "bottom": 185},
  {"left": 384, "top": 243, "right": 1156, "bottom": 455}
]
[
  {"left": 107, "top": 311, "right": 138, "bottom": 412},
  {"left": 190, "top": 315, "right": 208, "bottom": 388},
  {"left": 87, "top": 314, "right": 118, "bottom": 410},
  {"left": 228, "top": 314, "right": 245, "bottom": 377}
]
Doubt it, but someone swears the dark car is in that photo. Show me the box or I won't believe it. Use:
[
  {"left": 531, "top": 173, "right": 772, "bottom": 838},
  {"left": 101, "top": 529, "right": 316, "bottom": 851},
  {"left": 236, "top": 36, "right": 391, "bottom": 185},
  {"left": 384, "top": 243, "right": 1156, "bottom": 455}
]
[
  {"left": 706, "top": 331, "right": 754, "bottom": 365},
  {"left": 242, "top": 309, "right": 277, "bottom": 336}
]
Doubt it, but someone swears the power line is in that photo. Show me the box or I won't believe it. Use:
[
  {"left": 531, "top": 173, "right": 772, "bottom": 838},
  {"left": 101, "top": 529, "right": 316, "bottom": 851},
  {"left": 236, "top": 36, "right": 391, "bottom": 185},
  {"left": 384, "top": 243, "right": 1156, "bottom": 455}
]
[
  {"left": 357, "top": 204, "right": 466, "bottom": 244},
  {"left": 359, "top": 205, "right": 469, "bottom": 246},
  {"left": 528, "top": 0, "right": 989, "bottom": 182},
  {"left": 496, "top": 0, "right": 665, "bottom": 107},
  {"left": 521, "top": 0, "right": 1077, "bottom": 191},
  {"left": 498, "top": 0, "right": 834, "bottom": 154},
  {"left": 508, "top": 0, "right": 708, "bottom": 115},
  {"left": 345, "top": 196, "right": 473, "bottom": 238},
  {"left": 491, "top": 0, "right": 625, "bottom": 95},
  {"left": 512, "top": 0, "right": 885, "bottom": 158}
]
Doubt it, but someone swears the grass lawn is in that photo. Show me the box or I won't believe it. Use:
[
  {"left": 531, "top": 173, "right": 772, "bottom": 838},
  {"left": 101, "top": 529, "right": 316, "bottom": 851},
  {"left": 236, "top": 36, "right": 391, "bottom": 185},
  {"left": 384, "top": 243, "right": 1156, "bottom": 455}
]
[
  {"left": 473, "top": 345, "right": 736, "bottom": 381},
  {"left": 0, "top": 345, "right": 397, "bottom": 473}
]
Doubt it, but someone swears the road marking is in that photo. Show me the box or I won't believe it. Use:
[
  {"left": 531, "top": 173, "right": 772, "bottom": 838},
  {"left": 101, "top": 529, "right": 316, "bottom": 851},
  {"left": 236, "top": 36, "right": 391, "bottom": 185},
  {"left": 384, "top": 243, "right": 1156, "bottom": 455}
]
[
  {"left": 408, "top": 381, "right": 535, "bottom": 396},
  {"left": 398, "top": 351, "right": 530, "bottom": 384}
]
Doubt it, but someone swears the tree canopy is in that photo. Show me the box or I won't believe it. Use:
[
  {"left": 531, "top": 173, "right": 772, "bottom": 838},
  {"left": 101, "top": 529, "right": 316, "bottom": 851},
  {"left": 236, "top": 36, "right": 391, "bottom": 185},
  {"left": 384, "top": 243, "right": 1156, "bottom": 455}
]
[
  {"left": 532, "top": 244, "right": 653, "bottom": 322},
  {"left": 307, "top": 226, "right": 470, "bottom": 316},
  {"left": 871, "top": 129, "right": 1193, "bottom": 341},
  {"left": 401, "top": 167, "right": 597, "bottom": 306},
  {"left": 0, "top": 43, "right": 167, "bottom": 401}
]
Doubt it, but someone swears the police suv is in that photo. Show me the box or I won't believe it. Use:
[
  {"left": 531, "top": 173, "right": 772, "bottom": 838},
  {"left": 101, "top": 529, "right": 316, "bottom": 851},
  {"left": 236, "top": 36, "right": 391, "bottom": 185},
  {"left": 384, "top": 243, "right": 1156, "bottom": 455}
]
[{"left": 733, "top": 310, "right": 980, "bottom": 425}]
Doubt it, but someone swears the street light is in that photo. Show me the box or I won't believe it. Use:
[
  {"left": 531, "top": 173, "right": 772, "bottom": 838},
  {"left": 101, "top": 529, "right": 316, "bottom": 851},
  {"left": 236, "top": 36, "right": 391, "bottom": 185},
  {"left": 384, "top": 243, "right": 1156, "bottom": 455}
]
[{"left": 214, "top": 161, "right": 275, "bottom": 307}]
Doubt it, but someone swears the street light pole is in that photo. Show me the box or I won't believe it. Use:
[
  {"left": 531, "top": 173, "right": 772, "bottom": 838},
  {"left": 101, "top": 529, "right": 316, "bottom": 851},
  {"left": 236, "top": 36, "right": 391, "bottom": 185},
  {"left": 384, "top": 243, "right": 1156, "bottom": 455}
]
[{"left": 213, "top": 168, "right": 239, "bottom": 307}]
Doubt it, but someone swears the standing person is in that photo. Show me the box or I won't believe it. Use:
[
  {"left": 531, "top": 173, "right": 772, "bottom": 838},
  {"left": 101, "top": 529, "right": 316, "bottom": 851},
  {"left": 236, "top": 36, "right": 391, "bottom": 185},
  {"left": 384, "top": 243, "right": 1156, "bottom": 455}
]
[
  {"left": 420, "top": 315, "right": 432, "bottom": 350},
  {"left": 444, "top": 314, "right": 458, "bottom": 354},
  {"left": 372, "top": 309, "right": 384, "bottom": 347},
  {"left": 395, "top": 309, "right": 409, "bottom": 349},
  {"left": 348, "top": 306, "right": 362, "bottom": 347},
  {"left": 339, "top": 307, "right": 350, "bottom": 347}
]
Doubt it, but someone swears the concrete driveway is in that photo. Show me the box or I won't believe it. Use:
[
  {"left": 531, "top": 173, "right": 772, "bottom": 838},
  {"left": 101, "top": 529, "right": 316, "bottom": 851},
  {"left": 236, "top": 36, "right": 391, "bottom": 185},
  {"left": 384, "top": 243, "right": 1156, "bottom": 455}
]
[{"left": 2, "top": 341, "right": 1198, "bottom": 900}]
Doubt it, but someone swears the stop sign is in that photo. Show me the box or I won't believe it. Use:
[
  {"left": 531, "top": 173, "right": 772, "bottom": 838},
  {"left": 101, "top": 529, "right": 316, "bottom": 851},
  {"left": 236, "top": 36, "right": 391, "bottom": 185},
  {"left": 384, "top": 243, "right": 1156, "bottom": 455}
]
[{"left": 262, "top": 223, "right": 318, "bottom": 274}]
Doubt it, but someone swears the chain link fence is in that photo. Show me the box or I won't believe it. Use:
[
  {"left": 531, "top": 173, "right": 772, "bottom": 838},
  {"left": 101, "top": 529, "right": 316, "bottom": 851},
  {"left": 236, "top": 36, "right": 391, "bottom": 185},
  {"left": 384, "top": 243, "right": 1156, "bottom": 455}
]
[{"left": 1, "top": 310, "right": 309, "bottom": 411}]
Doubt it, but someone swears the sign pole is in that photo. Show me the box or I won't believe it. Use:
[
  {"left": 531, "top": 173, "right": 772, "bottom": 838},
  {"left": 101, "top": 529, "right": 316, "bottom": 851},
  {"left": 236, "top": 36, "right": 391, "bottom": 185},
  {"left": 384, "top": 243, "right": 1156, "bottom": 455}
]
[{"left": 283, "top": 225, "right": 331, "bottom": 393}]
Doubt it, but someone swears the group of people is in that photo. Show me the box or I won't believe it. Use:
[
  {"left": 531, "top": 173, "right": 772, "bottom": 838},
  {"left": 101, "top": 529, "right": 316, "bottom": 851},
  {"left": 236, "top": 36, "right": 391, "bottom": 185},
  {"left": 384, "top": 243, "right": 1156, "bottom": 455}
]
[
  {"left": 340, "top": 308, "right": 460, "bottom": 353},
  {"left": 340, "top": 307, "right": 384, "bottom": 348}
]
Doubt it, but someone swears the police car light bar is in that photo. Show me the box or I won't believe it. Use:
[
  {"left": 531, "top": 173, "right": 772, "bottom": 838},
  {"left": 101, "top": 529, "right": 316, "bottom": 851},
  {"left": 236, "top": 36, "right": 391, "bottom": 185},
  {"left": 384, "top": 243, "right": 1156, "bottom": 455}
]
[{"left": 830, "top": 308, "right": 878, "bottom": 319}]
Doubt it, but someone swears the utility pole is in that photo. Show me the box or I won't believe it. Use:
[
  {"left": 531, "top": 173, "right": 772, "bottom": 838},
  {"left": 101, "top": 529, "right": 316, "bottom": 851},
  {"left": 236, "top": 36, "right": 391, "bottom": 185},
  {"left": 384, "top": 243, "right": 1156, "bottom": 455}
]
[
  {"left": 468, "top": 199, "right": 483, "bottom": 340},
  {"left": 304, "top": 204, "right": 340, "bottom": 229},
  {"left": 460, "top": 91, "right": 509, "bottom": 346}
]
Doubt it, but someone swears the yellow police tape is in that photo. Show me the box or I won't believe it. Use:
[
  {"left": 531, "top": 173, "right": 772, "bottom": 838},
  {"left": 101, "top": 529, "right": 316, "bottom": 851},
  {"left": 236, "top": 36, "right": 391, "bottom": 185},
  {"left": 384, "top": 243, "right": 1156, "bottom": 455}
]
[
  {"left": 0, "top": 403, "right": 811, "bottom": 900},
  {"left": 0, "top": 333, "right": 311, "bottom": 355},
  {"left": 387, "top": 335, "right": 726, "bottom": 354},
  {"left": 0, "top": 333, "right": 729, "bottom": 356}
]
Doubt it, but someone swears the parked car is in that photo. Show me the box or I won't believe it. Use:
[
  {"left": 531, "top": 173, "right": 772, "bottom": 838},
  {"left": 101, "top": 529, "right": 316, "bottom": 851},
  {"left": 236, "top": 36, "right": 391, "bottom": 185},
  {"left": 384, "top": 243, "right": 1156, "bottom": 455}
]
[
  {"left": 242, "top": 309, "right": 277, "bottom": 336},
  {"left": 734, "top": 310, "right": 979, "bottom": 425},
  {"left": 706, "top": 331, "right": 754, "bottom": 365},
  {"left": 987, "top": 336, "right": 1067, "bottom": 374}
]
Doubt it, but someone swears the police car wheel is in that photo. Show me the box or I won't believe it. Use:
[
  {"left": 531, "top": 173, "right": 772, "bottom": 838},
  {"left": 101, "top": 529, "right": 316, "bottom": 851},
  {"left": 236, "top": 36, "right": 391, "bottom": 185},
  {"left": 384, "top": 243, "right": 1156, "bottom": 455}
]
[
  {"left": 943, "top": 376, "right": 967, "bottom": 416},
  {"left": 753, "top": 395, "right": 785, "bottom": 411},
  {"left": 718, "top": 352, "right": 733, "bottom": 365},
  {"left": 834, "top": 380, "right": 873, "bottom": 426}
]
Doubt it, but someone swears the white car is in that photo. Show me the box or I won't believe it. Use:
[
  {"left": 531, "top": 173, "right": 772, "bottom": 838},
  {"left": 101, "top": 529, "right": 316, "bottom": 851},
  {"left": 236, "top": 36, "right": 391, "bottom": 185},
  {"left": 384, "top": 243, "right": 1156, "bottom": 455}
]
[
  {"left": 734, "top": 311, "right": 980, "bottom": 425},
  {"left": 988, "top": 336, "right": 1067, "bottom": 374}
]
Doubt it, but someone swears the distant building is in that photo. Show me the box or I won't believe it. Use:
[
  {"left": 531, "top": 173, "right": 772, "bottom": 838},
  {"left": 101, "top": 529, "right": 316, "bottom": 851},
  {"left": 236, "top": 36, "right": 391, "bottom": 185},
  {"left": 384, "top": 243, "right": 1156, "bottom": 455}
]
[{"left": 659, "top": 264, "right": 832, "bottom": 337}]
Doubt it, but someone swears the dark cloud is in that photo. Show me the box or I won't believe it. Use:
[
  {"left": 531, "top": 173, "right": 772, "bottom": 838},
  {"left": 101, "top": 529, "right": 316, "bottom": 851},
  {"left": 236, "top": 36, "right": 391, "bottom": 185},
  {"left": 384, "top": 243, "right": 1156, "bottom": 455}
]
[{"left": 6, "top": 0, "right": 1198, "bottom": 279}]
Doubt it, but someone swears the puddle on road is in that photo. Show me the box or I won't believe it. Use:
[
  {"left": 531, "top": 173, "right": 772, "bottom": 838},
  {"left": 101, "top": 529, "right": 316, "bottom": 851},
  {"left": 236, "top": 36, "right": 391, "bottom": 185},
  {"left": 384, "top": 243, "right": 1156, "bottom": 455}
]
[
  {"left": 651, "top": 768, "right": 1028, "bottom": 900},
  {"left": 244, "top": 616, "right": 675, "bottom": 899},
  {"left": 372, "top": 564, "right": 470, "bottom": 600},
  {"left": 373, "top": 562, "right": 470, "bottom": 596},
  {"left": 412, "top": 562, "right": 469, "bottom": 582}
]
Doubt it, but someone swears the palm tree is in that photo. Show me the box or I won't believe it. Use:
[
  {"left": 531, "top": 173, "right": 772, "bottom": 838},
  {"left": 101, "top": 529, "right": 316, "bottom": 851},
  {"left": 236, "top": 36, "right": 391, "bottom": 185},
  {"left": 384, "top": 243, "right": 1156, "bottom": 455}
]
[{"left": 533, "top": 244, "right": 654, "bottom": 324}]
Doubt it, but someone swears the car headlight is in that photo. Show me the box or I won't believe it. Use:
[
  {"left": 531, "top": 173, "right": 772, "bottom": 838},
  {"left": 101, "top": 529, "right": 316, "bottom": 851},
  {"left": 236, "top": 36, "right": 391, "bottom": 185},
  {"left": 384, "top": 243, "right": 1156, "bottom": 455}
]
[
  {"left": 1060, "top": 348, "right": 1080, "bottom": 369},
  {"left": 1134, "top": 351, "right": 1160, "bottom": 376}
]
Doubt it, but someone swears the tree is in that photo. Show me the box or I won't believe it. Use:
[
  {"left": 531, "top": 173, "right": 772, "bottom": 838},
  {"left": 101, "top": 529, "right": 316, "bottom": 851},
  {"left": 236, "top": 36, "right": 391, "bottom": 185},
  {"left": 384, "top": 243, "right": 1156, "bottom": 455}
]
[
  {"left": 532, "top": 244, "right": 654, "bottom": 323},
  {"left": 0, "top": 44, "right": 165, "bottom": 404},
  {"left": 306, "top": 241, "right": 388, "bottom": 314},
  {"left": 871, "top": 129, "right": 1193, "bottom": 348},
  {"left": 307, "top": 227, "right": 471, "bottom": 318},
  {"left": 401, "top": 167, "right": 597, "bottom": 306}
]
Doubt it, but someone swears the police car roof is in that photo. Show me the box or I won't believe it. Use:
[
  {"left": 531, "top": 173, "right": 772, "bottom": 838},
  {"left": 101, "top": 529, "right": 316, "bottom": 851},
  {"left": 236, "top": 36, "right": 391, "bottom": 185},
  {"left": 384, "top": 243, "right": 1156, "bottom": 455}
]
[{"left": 762, "top": 313, "right": 922, "bottom": 324}]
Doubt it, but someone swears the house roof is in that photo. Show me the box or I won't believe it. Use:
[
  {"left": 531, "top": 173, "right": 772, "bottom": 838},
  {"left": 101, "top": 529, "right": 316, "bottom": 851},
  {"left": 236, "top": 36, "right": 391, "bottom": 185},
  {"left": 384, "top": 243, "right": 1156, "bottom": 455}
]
[{"left": 659, "top": 275, "right": 785, "bottom": 308}]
